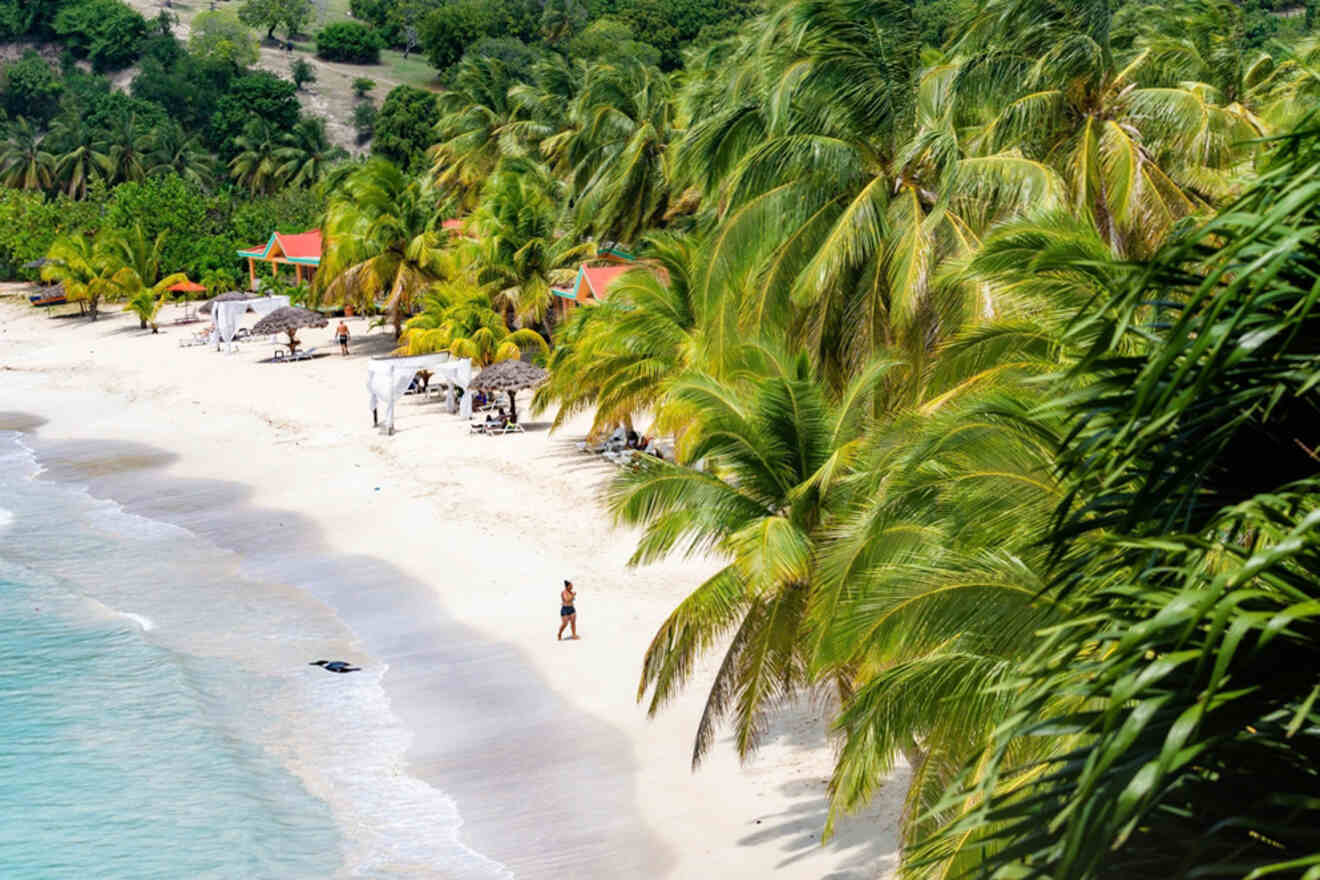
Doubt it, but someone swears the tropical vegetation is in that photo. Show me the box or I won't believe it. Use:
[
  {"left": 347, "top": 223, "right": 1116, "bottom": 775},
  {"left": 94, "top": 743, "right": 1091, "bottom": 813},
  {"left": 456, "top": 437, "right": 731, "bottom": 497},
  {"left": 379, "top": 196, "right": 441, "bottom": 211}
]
[{"left": 10, "top": 0, "right": 1320, "bottom": 876}]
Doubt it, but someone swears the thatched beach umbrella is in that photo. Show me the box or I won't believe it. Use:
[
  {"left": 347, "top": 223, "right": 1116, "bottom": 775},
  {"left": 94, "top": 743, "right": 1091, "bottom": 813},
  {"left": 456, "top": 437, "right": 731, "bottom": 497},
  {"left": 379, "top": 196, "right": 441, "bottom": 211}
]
[
  {"left": 469, "top": 359, "right": 548, "bottom": 424},
  {"left": 251, "top": 306, "right": 328, "bottom": 356},
  {"left": 199, "top": 291, "right": 253, "bottom": 315}
]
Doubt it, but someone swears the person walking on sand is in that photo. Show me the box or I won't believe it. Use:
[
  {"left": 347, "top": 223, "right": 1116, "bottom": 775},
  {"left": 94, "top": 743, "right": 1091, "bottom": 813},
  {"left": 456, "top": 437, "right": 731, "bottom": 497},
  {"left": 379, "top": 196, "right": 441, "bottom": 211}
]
[
  {"left": 558, "top": 580, "right": 579, "bottom": 640},
  {"left": 335, "top": 319, "right": 351, "bottom": 356}
]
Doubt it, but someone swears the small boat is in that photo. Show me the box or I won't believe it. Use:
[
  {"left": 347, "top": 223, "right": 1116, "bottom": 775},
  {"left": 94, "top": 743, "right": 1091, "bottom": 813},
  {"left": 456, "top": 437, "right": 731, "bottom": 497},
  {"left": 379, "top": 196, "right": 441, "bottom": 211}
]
[{"left": 29, "top": 292, "right": 67, "bottom": 307}]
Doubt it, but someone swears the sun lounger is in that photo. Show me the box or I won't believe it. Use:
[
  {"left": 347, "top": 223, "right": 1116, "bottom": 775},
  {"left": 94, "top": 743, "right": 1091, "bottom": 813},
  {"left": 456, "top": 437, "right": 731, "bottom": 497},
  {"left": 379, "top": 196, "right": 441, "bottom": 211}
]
[
  {"left": 469, "top": 420, "right": 489, "bottom": 434},
  {"left": 486, "top": 421, "right": 525, "bottom": 435},
  {"left": 290, "top": 347, "right": 320, "bottom": 361}
]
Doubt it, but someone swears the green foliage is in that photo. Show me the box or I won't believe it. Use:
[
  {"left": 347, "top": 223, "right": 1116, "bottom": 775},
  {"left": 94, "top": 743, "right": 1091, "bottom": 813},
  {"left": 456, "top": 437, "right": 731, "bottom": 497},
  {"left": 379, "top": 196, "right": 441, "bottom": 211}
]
[
  {"left": 420, "top": 0, "right": 491, "bottom": 70},
  {"left": 920, "top": 120, "right": 1320, "bottom": 880},
  {"left": 0, "top": 0, "right": 63, "bottom": 39},
  {"left": 290, "top": 57, "right": 316, "bottom": 89},
  {"left": 1, "top": 52, "right": 64, "bottom": 125},
  {"left": 208, "top": 72, "right": 300, "bottom": 158},
  {"left": 352, "top": 77, "right": 377, "bottom": 98},
  {"left": 52, "top": 0, "right": 148, "bottom": 71},
  {"left": 316, "top": 21, "right": 384, "bottom": 63},
  {"left": 0, "top": 187, "right": 100, "bottom": 278},
  {"left": 565, "top": 18, "right": 660, "bottom": 66},
  {"left": 189, "top": 11, "right": 261, "bottom": 67},
  {"left": 372, "top": 84, "right": 439, "bottom": 171},
  {"left": 353, "top": 101, "right": 378, "bottom": 143}
]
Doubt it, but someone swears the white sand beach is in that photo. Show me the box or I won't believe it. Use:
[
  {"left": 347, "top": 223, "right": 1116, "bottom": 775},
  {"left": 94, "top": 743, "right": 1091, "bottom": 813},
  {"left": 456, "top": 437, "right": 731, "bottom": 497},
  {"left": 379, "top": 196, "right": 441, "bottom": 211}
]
[{"left": 0, "top": 291, "right": 903, "bottom": 878}]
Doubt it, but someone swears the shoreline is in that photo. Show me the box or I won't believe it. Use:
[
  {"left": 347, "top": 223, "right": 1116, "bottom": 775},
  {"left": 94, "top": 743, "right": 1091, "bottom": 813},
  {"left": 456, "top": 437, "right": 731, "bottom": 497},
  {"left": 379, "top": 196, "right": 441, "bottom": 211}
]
[{"left": 0, "top": 295, "right": 902, "bottom": 878}]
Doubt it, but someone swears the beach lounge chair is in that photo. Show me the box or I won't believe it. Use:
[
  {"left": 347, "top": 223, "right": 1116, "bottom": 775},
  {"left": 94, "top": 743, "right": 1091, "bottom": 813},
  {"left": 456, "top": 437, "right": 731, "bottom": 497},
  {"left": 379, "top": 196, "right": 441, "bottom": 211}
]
[
  {"left": 486, "top": 420, "right": 526, "bottom": 435},
  {"left": 291, "top": 347, "right": 320, "bottom": 361}
]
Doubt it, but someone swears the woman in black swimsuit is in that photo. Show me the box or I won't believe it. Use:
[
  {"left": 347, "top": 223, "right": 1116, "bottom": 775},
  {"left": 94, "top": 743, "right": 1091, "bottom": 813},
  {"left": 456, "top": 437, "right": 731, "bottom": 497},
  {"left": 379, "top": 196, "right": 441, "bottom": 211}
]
[{"left": 558, "top": 579, "right": 579, "bottom": 640}]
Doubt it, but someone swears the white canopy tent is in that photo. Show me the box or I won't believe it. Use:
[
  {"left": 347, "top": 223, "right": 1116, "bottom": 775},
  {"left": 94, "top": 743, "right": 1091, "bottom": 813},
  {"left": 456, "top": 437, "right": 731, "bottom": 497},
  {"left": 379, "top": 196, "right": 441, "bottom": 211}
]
[
  {"left": 367, "top": 354, "right": 474, "bottom": 434},
  {"left": 214, "top": 295, "right": 290, "bottom": 352}
]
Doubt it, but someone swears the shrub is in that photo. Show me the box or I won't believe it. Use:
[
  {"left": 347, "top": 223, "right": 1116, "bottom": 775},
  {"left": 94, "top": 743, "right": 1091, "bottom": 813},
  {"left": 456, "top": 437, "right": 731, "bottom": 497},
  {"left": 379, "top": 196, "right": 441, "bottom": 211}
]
[
  {"left": 52, "top": 0, "right": 149, "bottom": 71},
  {"left": 371, "top": 84, "right": 439, "bottom": 171},
  {"left": 315, "top": 21, "right": 383, "bottom": 63},
  {"left": 352, "top": 76, "right": 376, "bottom": 98},
  {"left": 291, "top": 56, "right": 316, "bottom": 89},
  {"left": 1, "top": 51, "right": 64, "bottom": 125},
  {"left": 353, "top": 101, "right": 377, "bottom": 143}
]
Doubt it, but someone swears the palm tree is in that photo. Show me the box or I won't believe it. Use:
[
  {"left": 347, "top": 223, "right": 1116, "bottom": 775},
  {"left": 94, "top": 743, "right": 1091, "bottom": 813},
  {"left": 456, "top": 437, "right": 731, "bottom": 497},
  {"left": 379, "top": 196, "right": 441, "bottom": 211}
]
[
  {"left": 148, "top": 122, "right": 215, "bottom": 188},
  {"left": 951, "top": 0, "right": 1265, "bottom": 252},
  {"left": 431, "top": 56, "right": 523, "bottom": 209},
  {"left": 100, "top": 223, "right": 169, "bottom": 287},
  {"left": 400, "top": 286, "right": 548, "bottom": 364},
  {"left": 610, "top": 345, "right": 889, "bottom": 765},
  {"left": 41, "top": 231, "right": 121, "bottom": 320},
  {"left": 0, "top": 118, "right": 57, "bottom": 191},
  {"left": 544, "top": 60, "right": 676, "bottom": 245},
  {"left": 921, "top": 116, "right": 1320, "bottom": 880},
  {"left": 122, "top": 290, "right": 168, "bottom": 332},
  {"left": 532, "top": 231, "right": 736, "bottom": 439},
  {"left": 49, "top": 117, "right": 110, "bottom": 199},
  {"left": 471, "top": 159, "right": 595, "bottom": 326},
  {"left": 319, "top": 159, "right": 448, "bottom": 336},
  {"left": 275, "top": 117, "right": 346, "bottom": 189},
  {"left": 100, "top": 113, "right": 152, "bottom": 185},
  {"left": 228, "top": 119, "right": 283, "bottom": 195}
]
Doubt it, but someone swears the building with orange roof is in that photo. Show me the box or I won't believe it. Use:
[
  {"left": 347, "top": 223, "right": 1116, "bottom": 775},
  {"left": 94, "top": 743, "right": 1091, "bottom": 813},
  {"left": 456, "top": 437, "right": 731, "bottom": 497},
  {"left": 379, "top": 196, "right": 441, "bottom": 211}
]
[{"left": 237, "top": 229, "right": 323, "bottom": 289}]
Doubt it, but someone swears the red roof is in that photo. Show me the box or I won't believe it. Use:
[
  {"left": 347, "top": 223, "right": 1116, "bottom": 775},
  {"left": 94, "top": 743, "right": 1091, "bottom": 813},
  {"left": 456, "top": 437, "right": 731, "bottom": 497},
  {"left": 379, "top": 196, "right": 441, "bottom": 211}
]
[
  {"left": 275, "top": 229, "right": 323, "bottom": 261},
  {"left": 579, "top": 265, "right": 633, "bottom": 300},
  {"left": 442, "top": 218, "right": 464, "bottom": 231},
  {"left": 237, "top": 229, "right": 322, "bottom": 264}
]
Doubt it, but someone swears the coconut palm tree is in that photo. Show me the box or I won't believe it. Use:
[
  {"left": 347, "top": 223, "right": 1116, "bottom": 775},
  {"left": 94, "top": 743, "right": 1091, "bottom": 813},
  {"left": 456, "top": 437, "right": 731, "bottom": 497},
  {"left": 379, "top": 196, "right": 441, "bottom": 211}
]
[
  {"left": 471, "top": 158, "right": 595, "bottom": 326},
  {"left": 544, "top": 60, "right": 676, "bottom": 245},
  {"left": 275, "top": 117, "right": 346, "bottom": 189},
  {"left": 400, "top": 286, "right": 548, "bottom": 364},
  {"left": 148, "top": 122, "right": 215, "bottom": 188},
  {"left": 228, "top": 118, "right": 283, "bottom": 195},
  {"left": 99, "top": 112, "right": 152, "bottom": 185},
  {"left": 41, "top": 231, "right": 121, "bottom": 320},
  {"left": 320, "top": 159, "right": 448, "bottom": 336},
  {"left": 0, "top": 118, "right": 57, "bottom": 192},
  {"left": 49, "top": 117, "right": 110, "bottom": 200},
  {"left": 432, "top": 56, "right": 524, "bottom": 209},
  {"left": 611, "top": 344, "right": 891, "bottom": 766},
  {"left": 920, "top": 116, "right": 1320, "bottom": 880},
  {"left": 532, "top": 231, "right": 738, "bottom": 439}
]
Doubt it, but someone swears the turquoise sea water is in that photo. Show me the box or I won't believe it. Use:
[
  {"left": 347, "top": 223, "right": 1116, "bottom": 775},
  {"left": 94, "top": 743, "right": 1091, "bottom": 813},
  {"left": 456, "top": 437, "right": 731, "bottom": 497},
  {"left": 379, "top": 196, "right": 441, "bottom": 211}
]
[{"left": 0, "top": 431, "right": 510, "bottom": 879}]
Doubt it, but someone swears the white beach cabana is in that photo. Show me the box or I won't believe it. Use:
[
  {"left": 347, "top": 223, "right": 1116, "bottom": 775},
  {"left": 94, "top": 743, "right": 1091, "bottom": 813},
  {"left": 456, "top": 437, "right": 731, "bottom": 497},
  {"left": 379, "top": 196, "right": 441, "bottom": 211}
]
[
  {"left": 214, "top": 295, "right": 291, "bottom": 352},
  {"left": 367, "top": 354, "right": 474, "bottom": 434}
]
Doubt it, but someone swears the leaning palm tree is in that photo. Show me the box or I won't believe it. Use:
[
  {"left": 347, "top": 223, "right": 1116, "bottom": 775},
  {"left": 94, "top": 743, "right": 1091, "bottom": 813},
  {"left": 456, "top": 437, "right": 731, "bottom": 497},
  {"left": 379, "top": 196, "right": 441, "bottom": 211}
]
[
  {"left": 532, "top": 231, "right": 736, "bottom": 438},
  {"left": 274, "top": 117, "right": 346, "bottom": 189},
  {"left": 611, "top": 344, "right": 889, "bottom": 766},
  {"left": 0, "top": 118, "right": 57, "bottom": 192},
  {"left": 319, "top": 159, "right": 448, "bottom": 336},
  {"left": 48, "top": 116, "right": 110, "bottom": 200}
]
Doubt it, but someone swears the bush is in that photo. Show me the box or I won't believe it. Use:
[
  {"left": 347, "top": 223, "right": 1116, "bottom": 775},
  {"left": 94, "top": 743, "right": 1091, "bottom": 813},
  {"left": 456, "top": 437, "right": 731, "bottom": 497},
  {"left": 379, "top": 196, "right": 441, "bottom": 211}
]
[
  {"left": 372, "top": 84, "right": 439, "bottom": 171},
  {"left": 291, "top": 57, "right": 316, "bottom": 89},
  {"left": 208, "top": 72, "right": 300, "bottom": 156},
  {"left": 353, "top": 101, "right": 377, "bottom": 144},
  {"left": 316, "top": 21, "right": 383, "bottom": 63},
  {"left": 52, "top": 0, "right": 149, "bottom": 71},
  {"left": 1, "top": 51, "right": 64, "bottom": 125},
  {"left": 352, "top": 76, "right": 376, "bottom": 98},
  {"left": 420, "top": 0, "right": 493, "bottom": 70},
  {"left": 189, "top": 10, "right": 261, "bottom": 67}
]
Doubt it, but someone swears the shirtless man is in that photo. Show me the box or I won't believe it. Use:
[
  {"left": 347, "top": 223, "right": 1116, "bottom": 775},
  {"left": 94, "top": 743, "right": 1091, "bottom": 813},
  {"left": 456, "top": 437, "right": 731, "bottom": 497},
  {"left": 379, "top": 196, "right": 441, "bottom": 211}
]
[
  {"left": 557, "top": 580, "right": 579, "bottom": 640},
  {"left": 335, "top": 319, "right": 351, "bottom": 356}
]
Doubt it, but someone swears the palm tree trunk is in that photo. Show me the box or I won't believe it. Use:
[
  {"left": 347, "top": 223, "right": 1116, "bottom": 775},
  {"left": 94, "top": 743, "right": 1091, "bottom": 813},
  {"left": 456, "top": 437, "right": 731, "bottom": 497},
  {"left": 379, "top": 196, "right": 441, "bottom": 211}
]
[{"left": 508, "top": 391, "right": 518, "bottom": 424}]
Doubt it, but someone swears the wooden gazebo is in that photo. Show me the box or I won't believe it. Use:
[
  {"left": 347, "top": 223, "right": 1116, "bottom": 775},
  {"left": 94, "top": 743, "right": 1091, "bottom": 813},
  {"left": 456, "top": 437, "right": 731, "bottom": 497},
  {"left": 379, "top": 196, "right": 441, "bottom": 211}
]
[{"left": 237, "top": 229, "right": 322, "bottom": 290}]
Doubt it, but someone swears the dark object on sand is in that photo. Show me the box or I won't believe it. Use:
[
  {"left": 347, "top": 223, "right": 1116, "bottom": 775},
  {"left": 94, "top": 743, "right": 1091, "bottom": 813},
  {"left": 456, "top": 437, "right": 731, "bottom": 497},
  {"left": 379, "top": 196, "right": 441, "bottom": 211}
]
[{"left": 309, "top": 660, "right": 361, "bottom": 673}]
